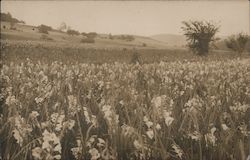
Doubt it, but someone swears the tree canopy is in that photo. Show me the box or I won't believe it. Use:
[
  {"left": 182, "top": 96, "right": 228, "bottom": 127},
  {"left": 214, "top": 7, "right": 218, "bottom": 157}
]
[{"left": 181, "top": 20, "right": 220, "bottom": 55}]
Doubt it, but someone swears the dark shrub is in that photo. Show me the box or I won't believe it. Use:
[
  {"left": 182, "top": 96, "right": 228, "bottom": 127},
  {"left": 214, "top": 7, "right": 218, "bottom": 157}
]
[
  {"left": 38, "top": 24, "right": 53, "bottom": 34},
  {"left": 80, "top": 37, "right": 95, "bottom": 43},
  {"left": 67, "top": 29, "right": 80, "bottom": 36},
  {"left": 225, "top": 33, "right": 249, "bottom": 55},
  {"left": 87, "top": 32, "right": 98, "bottom": 38}
]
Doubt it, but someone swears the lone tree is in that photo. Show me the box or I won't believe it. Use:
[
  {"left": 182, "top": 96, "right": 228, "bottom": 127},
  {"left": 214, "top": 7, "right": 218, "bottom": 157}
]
[
  {"left": 225, "top": 33, "right": 249, "bottom": 55},
  {"left": 181, "top": 20, "right": 220, "bottom": 56}
]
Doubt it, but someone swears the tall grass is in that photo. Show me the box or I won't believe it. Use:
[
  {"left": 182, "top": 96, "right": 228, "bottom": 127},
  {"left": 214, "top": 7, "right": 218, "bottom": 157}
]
[{"left": 0, "top": 58, "right": 249, "bottom": 160}]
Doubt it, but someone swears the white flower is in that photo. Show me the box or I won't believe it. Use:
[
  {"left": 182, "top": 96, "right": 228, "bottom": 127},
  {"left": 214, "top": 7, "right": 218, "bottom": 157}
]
[
  {"left": 42, "top": 141, "right": 51, "bottom": 151},
  {"left": 151, "top": 96, "right": 162, "bottom": 108},
  {"left": 172, "top": 144, "right": 183, "bottom": 159},
  {"left": 145, "top": 121, "right": 153, "bottom": 128},
  {"left": 63, "top": 119, "right": 75, "bottom": 130},
  {"left": 146, "top": 130, "right": 154, "bottom": 139},
  {"left": 35, "top": 97, "right": 44, "bottom": 104},
  {"left": 54, "top": 144, "right": 62, "bottom": 153},
  {"left": 54, "top": 155, "right": 61, "bottom": 160},
  {"left": 143, "top": 116, "right": 149, "bottom": 122},
  {"left": 87, "top": 136, "right": 96, "bottom": 147},
  {"left": 41, "top": 121, "right": 49, "bottom": 129},
  {"left": 188, "top": 131, "right": 201, "bottom": 141},
  {"left": 30, "top": 111, "right": 39, "bottom": 119},
  {"left": 121, "top": 124, "right": 134, "bottom": 136},
  {"left": 156, "top": 124, "right": 161, "bottom": 130},
  {"left": 6, "top": 95, "right": 17, "bottom": 106},
  {"left": 68, "top": 95, "right": 78, "bottom": 115},
  {"left": 51, "top": 113, "right": 59, "bottom": 123},
  {"left": 205, "top": 127, "right": 217, "bottom": 146},
  {"left": 71, "top": 147, "right": 80, "bottom": 159},
  {"left": 32, "top": 147, "right": 42, "bottom": 160},
  {"left": 119, "top": 100, "right": 124, "bottom": 105},
  {"left": 55, "top": 115, "right": 65, "bottom": 132},
  {"left": 221, "top": 124, "right": 229, "bottom": 131},
  {"left": 164, "top": 111, "right": 174, "bottom": 126},
  {"left": 102, "top": 105, "right": 112, "bottom": 116},
  {"left": 89, "top": 148, "right": 100, "bottom": 160},
  {"left": 98, "top": 138, "right": 105, "bottom": 144},
  {"left": 133, "top": 140, "right": 142, "bottom": 150},
  {"left": 13, "top": 129, "right": 23, "bottom": 146},
  {"left": 97, "top": 138, "right": 105, "bottom": 147},
  {"left": 83, "top": 107, "right": 91, "bottom": 124},
  {"left": 42, "top": 129, "right": 61, "bottom": 153},
  {"left": 71, "top": 139, "right": 82, "bottom": 159}
]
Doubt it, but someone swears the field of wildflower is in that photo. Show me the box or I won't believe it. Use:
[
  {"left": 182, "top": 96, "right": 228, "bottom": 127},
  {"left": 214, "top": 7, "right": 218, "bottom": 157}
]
[{"left": 0, "top": 53, "right": 250, "bottom": 160}]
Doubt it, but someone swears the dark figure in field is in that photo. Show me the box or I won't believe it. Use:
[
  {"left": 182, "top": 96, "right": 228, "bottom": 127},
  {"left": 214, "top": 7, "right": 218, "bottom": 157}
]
[{"left": 131, "top": 49, "right": 141, "bottom": 64}]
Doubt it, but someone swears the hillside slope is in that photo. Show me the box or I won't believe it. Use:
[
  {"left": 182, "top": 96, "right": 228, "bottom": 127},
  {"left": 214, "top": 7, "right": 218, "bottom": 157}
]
[
  {"left": 151, "top": 34, "right": 186, "bottom": 47},
  {"left": 0, "top": 21, "right": 170, "bottom": 49}
]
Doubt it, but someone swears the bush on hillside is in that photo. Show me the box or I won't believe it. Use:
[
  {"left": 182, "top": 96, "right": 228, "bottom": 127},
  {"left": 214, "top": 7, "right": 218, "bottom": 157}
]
[
  {"left": 225, "top": 33, "right": 249, "bottom": 55},
  {"left": 38, "top": 24, "right": 53, "bottom": 34},
  {"left": 67, "top": 29, "right": 80, "bottom": 36}
]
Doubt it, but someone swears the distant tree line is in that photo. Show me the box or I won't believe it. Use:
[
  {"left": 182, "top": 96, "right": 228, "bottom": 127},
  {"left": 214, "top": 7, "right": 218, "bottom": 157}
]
[
  {"left": 80, "top": 32, "right": 98, "bottom": 43},
  {"left": 81, "top": 32, "right": 98, "bottom": 38},
  {"left": 117, "top": 35, "right": 135, "bottom": 41},
  {"left": 108, "top": 34, "right": 135, "bottom": 41},
  {"left": 67, "top": 29, "right": 80, "bottom": 36}
]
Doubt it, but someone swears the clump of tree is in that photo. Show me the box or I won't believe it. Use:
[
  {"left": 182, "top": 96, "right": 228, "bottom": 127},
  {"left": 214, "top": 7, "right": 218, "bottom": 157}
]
[
  {"left": 67, "top": 29, "right": 80, "bottom": 36},
  {"left": 37, "top": 24, "right": 53, "bottom": 34},
  {"left": 87, "top": 32, "right": 98, "bottom": 38},
  {"left": 118, "top": 35, "right": 135, "bottom": 41},
  {"left": 225, "top": 33, "right": 249, "bottom": 55},
  {"left": 80, "top": 32, "right": 97, "bottom": 43},
  {"left": 81, "top": 32, "right": 98, "bottom": 38},
  {"left": 1, "top": 12, "right": 25, "bottom": 24},
  {"left": 1, "top": 12, "right": 25, "bottom": 30},
  {"left": 181, "top": 20, "right": 220, "bottom": 56}
]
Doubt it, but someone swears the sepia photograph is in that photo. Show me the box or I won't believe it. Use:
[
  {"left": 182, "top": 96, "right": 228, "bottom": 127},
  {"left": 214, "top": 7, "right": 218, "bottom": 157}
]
[{"left": 0, "top": 0, "right": 250, "bottom": 159}]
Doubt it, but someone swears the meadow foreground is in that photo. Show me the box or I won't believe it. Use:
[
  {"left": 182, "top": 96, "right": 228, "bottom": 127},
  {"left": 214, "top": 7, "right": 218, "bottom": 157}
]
[{"left": 0, "top": 58, "right": 249, "bottom": 160}]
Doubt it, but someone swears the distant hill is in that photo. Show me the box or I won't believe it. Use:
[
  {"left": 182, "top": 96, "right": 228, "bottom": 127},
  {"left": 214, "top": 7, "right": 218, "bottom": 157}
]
[
  {"left": 150, "top": 34, "right": 186, "bottom": 47},
  {"left": 0, "top": 21, "right": 170, "bottom": 49}
]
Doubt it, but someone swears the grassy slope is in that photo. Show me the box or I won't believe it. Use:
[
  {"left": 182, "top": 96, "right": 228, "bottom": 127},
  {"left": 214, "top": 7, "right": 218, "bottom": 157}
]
[
  {"left": 1, "top": 21, "right": 249, "bottom": 64},
  {"left": 0, "top": 21, "right": 170, "bottom": 50}
]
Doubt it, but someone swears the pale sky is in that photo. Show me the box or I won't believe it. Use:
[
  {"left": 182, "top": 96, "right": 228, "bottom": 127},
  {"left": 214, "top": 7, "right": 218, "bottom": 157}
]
[{"left": 1, "top": 1, "right": 249, "bottom": 36}]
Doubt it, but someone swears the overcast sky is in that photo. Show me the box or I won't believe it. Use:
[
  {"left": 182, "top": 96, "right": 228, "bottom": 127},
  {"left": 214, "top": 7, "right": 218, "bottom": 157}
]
[{"left": 1, "top": 1, "right": 249, "bottom": 36}]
